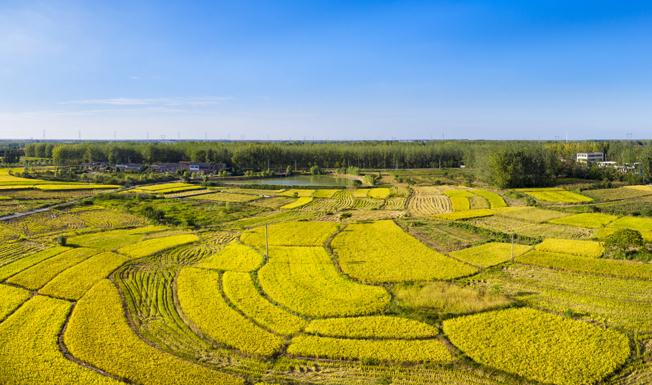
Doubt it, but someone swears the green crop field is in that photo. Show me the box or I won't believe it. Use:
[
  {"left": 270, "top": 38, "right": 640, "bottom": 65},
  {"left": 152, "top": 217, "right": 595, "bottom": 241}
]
[{"left": 1, "top": 165, "right": 650, "bottom": 385}]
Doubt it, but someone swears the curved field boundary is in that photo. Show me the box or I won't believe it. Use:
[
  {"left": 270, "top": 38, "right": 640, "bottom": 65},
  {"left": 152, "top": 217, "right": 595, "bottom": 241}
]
[
  {"left": 534, "top": 238, "right": 604, "bottom": 258},
  {"left": 409, "top": 195, "right": 452, "bottom": 215},
  {"left": 223, "top": 271, "right": 307, "bottom": 335},
  {"left": 449, "top": 242, "right": 532, "bottom": 268},
  {"left": 6, "top": 248, "right": 99, "bottom": 290},
  {"left": 517, "top": 250, "right": 652, "bottom": 280},
  {"left": 65, "top": 279, "right": 244, "bottom": 385},
  {"left": 0, "top": 240, "right": 45, "bottom": 267},
  {"left": 177, "top": 267, "right": 285, "bottom": 356},
  {"left": 0, "top": 246, "right": 69, "bottom": 281},
  {"left": 0, "top": 295, "right": 123, "bottom": 384},
  {"left": 443, "top": 307, "right": 630, "bottom": 385},
  {"left": 117, "top": 233, "right": 199, "bottom": 258},
  {"left": 0, "top": 283, "right": 32, "bottom": 321},
  {"left": 304, "top": 316, "right": 439, "bottom": 339},
  {"left": 196, "top": 241, "right": 263, "bottom": 272},
  {"left": 241, "top": 221, "right": 339, "bottom": 248},
  {"left": 287, "top": 335, "right": 454, "bottom": 363},
  {"left": 331, "top": 220, "right": 477, "bottom": 282},
  {"left": 280, "top": 197, "right": 313, "bottom": 210},
  {"left": 39, "top": 252, "right": 131, "bottom": 300},
  {"left": 258, "top": 246, "right": 390, "bottom": 317}
]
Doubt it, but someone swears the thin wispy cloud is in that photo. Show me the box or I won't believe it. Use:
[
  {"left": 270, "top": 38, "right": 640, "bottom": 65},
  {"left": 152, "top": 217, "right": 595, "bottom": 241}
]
[{"left": 60, "top": 96, "right": 234, "bottom": 108}]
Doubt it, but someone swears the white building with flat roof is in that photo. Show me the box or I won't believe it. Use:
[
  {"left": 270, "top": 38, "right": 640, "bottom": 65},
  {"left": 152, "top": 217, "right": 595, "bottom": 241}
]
[{"left": 576, "top": 152, "right": 604, "bottom": 163}]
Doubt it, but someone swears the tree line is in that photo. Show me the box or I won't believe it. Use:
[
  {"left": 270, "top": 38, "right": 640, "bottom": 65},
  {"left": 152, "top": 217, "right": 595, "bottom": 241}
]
[
  {"left": 17, "top": 140, "right": 652, "bottom": 186},
  {"left": 28, "top": 141, "right": 465, "bottom": 170}
]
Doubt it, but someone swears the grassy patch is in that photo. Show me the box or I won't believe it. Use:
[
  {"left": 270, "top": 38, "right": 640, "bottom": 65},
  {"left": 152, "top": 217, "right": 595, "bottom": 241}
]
[{"left": 394, "top": 281, "right": 511, "bottom": 315}]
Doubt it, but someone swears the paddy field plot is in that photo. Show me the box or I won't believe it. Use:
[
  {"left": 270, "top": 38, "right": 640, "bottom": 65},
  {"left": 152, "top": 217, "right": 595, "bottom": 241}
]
[
  {"left": 223, "top": 271, "right": 307, "bottom": 335},
  {"left": 132, "top": 182, "right": 202, "bottom": 194},
  {"left": 517, "top": 250, "right": 652, "bottom": 280},
  {"left": 188, "top": 191, "right": 261, "bottom": 202},
  {"left": 177, "top": 267, "right": 285, "bottom": 356},
  {"left": 241, "top": 220, "right": 338, "bottom": 248},
  {"left": 473, "top": 263, "right": 652, "bottom": 333},
  {"left": 1, "top": 173, "right": 649, "bottom": 385},
  {"left": 196, "top": 241, "right": 263, "bottom": 272},
  {"left": 450, "top": 242, "right": 531, "bottom": 267},
  {"left": 534, "top": 238, "right": 604, "bottom": 257},
  {"left": 287, "top": 335, "right": 454, "bottom": 363},
  {"left": 258, "top": 246, "right": 390, "bottom": 317},
  {"left": 407, "top": 186, "right": 452, "bottom": 216},
  {"left": 65, "top": 279, "right": 243, "bottom": 385},
  {"left": 443, "top": 307, "right": 630, "bottom": 385},
  {"left": 0, "top": 295, "right": 121, "bottom": 385},
  {"left": 516, "top": 187, "right": 593, "bottom": 203},
  {"left": 280, "top": 196, "right": 313, "bottom": 209},
  {"left": 436, "top": 208, "right": 495, "bottom": 221},
  {"left": 0, "top": 283, "right": 31, "bottom": 320},
  {"left": 548, "top": 212, "right": 618, "bottom": 228},
  {"left": 304, "top": 316, "right": 438, "bottom": 339},
  {"left": 332, "top": 220, "right": 477, "bottom": 282}
]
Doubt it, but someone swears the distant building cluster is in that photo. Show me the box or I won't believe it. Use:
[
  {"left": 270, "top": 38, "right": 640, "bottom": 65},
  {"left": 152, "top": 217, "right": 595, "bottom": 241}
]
[
  {"left": 576, "top": 152, "right": 640, "bottom": 173},
  {"left": 576, "top": 152, "right": 604, "bottom": 163},
  {"left": 80, "top": 161, "right": 226, "bottom": 174}
]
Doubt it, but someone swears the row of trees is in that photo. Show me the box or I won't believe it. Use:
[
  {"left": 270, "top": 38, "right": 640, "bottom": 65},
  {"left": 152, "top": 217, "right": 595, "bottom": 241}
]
[
  {"left": 484, "top": 144, "right": 652, "bottom": 187},
  {"left": 13, "top": 139, "right": 652, "bottom": 187},
  {"left": 45, "top": 141, "right": 466, "bottom": 170}
]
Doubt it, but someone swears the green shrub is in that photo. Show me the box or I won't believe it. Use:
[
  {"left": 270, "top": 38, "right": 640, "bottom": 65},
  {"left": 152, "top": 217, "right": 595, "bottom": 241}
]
[{"left": 604, "top": 229, "right": 644, "bottom": 259}]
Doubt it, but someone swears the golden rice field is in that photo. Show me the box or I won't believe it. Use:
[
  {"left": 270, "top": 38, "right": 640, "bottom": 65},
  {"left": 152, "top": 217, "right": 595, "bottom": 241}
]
[
  {"left": 0, "top": 173, "right": 650, "bottom": 385},
  {"left": 516, "top": 187, "right": 593, "bottom": 203}
]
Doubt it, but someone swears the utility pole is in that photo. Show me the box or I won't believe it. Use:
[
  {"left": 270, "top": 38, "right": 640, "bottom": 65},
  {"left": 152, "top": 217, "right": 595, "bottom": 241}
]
[
  {"left": 265, "top": 224, "right": 269, "bottom": 258},
  {"left": 511, "top": 232, "right": 515, "bottom": 262}
]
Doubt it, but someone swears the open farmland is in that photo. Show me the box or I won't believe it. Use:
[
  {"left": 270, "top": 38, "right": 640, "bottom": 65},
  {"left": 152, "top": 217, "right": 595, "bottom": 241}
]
[
  {"left": 0, "top": 170, "right": 650, "bottom": 385},
  {"left": 516, "top": 187, "right": 593, "bottom": 203}
]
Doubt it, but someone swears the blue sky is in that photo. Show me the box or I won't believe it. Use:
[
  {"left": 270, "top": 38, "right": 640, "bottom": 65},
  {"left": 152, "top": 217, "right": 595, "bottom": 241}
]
[{"left": 1, "top": 0, "right": 652, "bottom": 140}]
